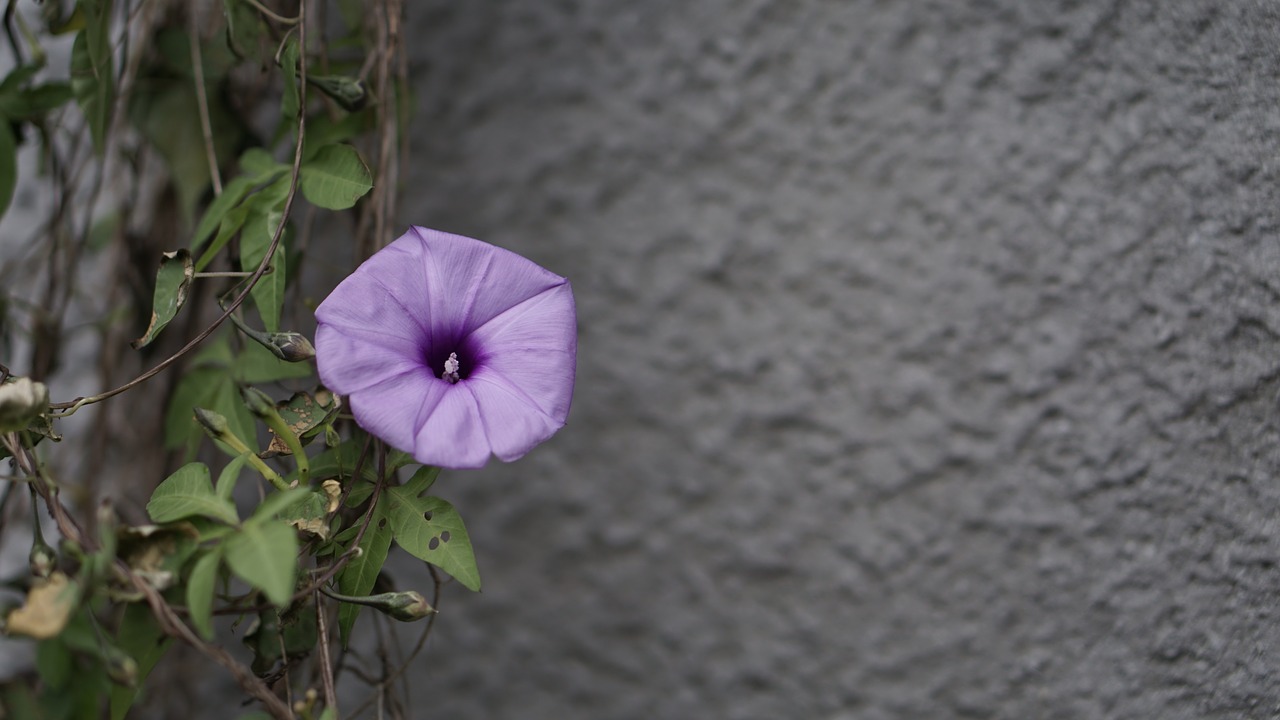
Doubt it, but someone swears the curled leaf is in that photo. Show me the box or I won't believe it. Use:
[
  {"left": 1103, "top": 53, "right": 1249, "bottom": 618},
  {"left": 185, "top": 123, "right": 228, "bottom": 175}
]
[{"left": 132, "top": 250, "right": 194, "bottom": 349}]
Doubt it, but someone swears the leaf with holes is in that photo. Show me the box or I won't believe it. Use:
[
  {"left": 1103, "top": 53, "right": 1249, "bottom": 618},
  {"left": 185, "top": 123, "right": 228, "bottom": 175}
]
[
  {"left": 265, "top": 389, "right": 341, "bottom": 455},
  {"left": 380, "top": 468, "right": 479, "bottom": 591},
  {"left": 336, "top": 511, "right": 393, "bottom": 644}
]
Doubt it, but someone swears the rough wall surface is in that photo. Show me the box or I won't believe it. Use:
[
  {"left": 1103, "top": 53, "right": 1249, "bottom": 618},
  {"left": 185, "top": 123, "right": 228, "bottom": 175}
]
[{"left": 389, "top": 2, "right": 1280, "bottom": 718}]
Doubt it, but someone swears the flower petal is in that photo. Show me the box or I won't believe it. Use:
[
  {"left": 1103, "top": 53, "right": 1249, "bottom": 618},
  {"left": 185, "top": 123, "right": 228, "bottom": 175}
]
[
  {"left": 412, "top": 226, "right": 568, "bottom": 340},
  {"left": 466, "top": 371, "right": 565, "bottom": 462},
  {"left": 472, "top": 350, "right": 576, "bottom": 423},
  {"left": 465, "top": 282, "right": 577, "bottom": 421},
  {"left": 314, "top": 238, "right": 431, "bottom": 343},
  {"left": 410, "top": 387, "right": 492, "bottom": 468},
  {"left": 346, "top": 368, "right": 444, "bottom": 454},
  {"left": 315, "top": 226, "right": 577, "bottom": 468},
  {"left": 315, "top": 324, "right": 423, "bottom": 395},
  {"left": 466, "top": 281, "right": 577, "bottom": 358}
]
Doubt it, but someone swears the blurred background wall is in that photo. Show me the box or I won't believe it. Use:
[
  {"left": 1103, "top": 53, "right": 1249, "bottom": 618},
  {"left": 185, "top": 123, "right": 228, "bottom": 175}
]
[{"left": 349, "top": 1, "right": 1280, "bottom": 718}]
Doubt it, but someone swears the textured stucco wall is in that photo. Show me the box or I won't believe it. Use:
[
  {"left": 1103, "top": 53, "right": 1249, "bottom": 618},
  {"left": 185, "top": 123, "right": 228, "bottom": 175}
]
[{"left": 386, "top": 2, "right": 1280, "bottom": 718}]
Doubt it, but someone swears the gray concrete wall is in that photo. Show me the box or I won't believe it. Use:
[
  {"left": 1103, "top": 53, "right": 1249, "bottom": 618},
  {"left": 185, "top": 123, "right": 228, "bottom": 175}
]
[{"left": 394, "top": 2, "right": 1280, "bottom": 718}]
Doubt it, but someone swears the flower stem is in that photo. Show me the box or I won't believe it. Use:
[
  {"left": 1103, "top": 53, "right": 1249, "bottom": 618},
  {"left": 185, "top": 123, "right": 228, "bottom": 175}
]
[
  {"left": 242, "top": 388, "right": 309, "bottom": 485},
  {"left": 193, "top": 408, "right": 289, "bottom": 491}
]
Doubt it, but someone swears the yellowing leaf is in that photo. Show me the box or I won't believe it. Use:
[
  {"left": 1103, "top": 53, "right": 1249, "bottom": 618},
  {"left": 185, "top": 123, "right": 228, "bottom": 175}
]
[{"left": 5, "top": 572, "right": 78, "bottom": 639}]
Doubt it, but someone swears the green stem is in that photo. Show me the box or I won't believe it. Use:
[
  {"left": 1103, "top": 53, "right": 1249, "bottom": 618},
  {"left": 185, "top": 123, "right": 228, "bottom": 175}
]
[
  {"left": 193, "top": 409, "right": 289, "bottom": 491},
  {"left": 242, "top": 389, "right": 309, "bottom": 484}
]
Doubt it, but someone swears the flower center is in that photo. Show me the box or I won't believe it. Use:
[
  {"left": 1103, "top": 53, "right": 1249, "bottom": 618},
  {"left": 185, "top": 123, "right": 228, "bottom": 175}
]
[{"left": 441, "top": 352, "right": 461, "bottom": 384}]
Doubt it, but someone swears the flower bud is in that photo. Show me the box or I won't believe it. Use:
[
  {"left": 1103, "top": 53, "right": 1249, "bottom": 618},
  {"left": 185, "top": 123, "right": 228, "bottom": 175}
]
[
  {"left": 241, "top": 387, "right": 276, "bottom": 417},
  {"left": 266, "top": 332, "right": 316, "bottom": 363},
  {"left": 102, "top": 645, "right": 139, "bottom": 688},
  {"left": 307, "top": 74, "right": 368, "bottom": 112},
  {"left": 0, "top": 377, "right": 49, "bottom": 432},
  {"left": 193, "top": 407, "right": 230, "bottom": 438},
  {"left": 29, "top": 539, "right": 55, "bottom": 579},
  {"left": 356, "top": 590, "right": 436, "bottom": 622}
]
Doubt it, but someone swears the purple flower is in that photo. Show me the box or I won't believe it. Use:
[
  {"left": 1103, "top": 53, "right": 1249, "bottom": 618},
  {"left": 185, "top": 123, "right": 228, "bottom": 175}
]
[{"left": 314, "top": 227, "right": 576, "bottom": 469}]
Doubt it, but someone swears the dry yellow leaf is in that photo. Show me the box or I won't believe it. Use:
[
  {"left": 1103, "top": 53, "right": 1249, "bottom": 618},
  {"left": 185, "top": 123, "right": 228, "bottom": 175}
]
[
  {"left": 5, "top": 571, "right": 78, "bottom": 639},
  {"left": 322, "top": 479, "right": 342, "bottom": 514}
]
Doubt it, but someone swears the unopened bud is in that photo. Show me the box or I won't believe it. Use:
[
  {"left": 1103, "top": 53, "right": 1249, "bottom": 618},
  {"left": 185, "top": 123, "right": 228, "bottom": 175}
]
[
  {"left": 102, "top": 646, "right": 139, "bottom": 688},
  {"left": 307, "top": 74, "right": 368, "bottom": 112},
  {"left": 369, "top": 590, "right": 436, "bottom": 622},
  {"left": 241, "top": 387, "right": 276, "bottom": 417},
  {"left": 266, "top": 332, "right": 315, "bottom": 362},
  {"left": 29, "top": 541, "right": 55, "bottom": 579},
  {"left": 193, "top": 407, "right": 230, "bottom": 437},
  {"left": 0, "top": 377, "right": 49, "bottom": 432}
]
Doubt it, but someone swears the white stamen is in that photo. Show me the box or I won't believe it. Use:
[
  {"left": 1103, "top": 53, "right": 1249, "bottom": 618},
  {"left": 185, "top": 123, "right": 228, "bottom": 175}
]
[{"left": 442, "top": 352, "right": 461, "bottom": 384}]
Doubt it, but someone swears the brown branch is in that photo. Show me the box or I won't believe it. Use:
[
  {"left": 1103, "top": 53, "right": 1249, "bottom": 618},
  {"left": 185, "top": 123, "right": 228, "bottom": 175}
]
[
  {"left": 347, "top": 567, "right": 445, "bottom": 718},
  {"left": 50, "top": 2, "right": 312, "bottom": 413},
  {"left": 133, "top": 575, "right": 295, "bottom": 720},
  {"left": 5, "top": 434, "right": 292, "bottom": 718},
  {"left": 315, "top": 588, "right": 338, "bottom": 711}
]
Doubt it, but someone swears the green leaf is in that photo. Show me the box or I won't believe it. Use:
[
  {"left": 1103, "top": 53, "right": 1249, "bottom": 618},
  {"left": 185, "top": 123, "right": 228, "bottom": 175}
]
[
  {"left": 240, "top": 206, "right": 286, "bottom": 332},
  {"left": 337, "top": 510, "right": 393, "bottom": 643},
  {"left": 87, "top": 211, "right": 120, "bottom": 251},
  {"left": 249, "top": 487, "right": 314, "bottom": 524},
  {"left": 297, "top": 437, "right": 377, "bottom": 489},
  {"left": 195, "top": 203, "right": 250, "bottom": 272},
  {"left": 224, "top": 520, "right": 298, "bottom": 605},
  {"left": 0, "top": 64, "right": 40, "bottom": 95},
  {"left": 336, "top": 0, "right": 364, "bottom": 31},
  {"left": 402, "top": 465, "right": 440, "bottom": 495},
  {"left": 186, "top": 550, "right": 221, "bottom": 640},
  {"left": 303, "top": 109, "right": 371, "bottom": 160},
  {"left": 272, "top": 389, "right": 340, "bottom": 446},
  {"left": 0, "top": 119, "right": 15, "bottom": 221},
  {"left": 232, "top": 337, "right": 313, "bottom": 384},
  {"left": 131, "top": 249, "right": 194, "bottom": 349},
  {"left": 129, "top": 78, "right": 241, "bottom": 222},
  {"left": 70, "top": 7, "right": 114, "bottom": 154},
  {"left": 279, "top": 36, "right": 299, "bottom": 131},
  {"left": 110, "top": 602, "right": 171, "bottom": 720},
  {"left": 36, "top": 636, "right": 72, "bottom": 689},
  {"left": 277, "top": 490, "right": 331, "bottom": 538},
  {"left": 14, "top": 83, "right": 75, "bottom": 118},
  {"left": 216, "top": 453, "right": 251, "bottom": 500},
  {"left": 299, "top": 144, "right": 372, "bottom": 210},
  {"left": 223, "top": 0, "right": 266, "bottom": 61},
  {"left": 214, "top": 380, "right": 257, "bottom": 450},
  {"left": 239, "top": 148, "right": 285, "bottom": 177},
  {"left": 164, "top": 356, "right": 256, "bottom": 455},
  {"left": 117, "top": 524, "right": 199, "bottom": 594},
  {"left": 147, "top": 462, "right": 239, "bottom": 525},
  {"left": 191, "top": 175, "right": 254, "bottom": 254},
  {"left": 0, "top": 83, "right": 75, "bottom": 120},
  {"left": 381, "top": 480, "right": 480, "bottom": 592},
  {"left": 191, "top": 150, "right": 287, "bottom": 257}
]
